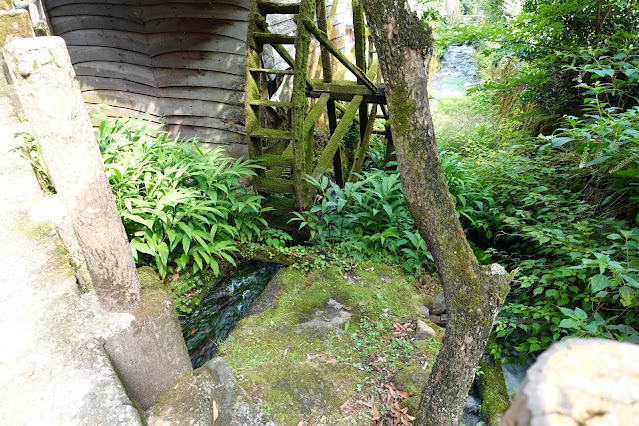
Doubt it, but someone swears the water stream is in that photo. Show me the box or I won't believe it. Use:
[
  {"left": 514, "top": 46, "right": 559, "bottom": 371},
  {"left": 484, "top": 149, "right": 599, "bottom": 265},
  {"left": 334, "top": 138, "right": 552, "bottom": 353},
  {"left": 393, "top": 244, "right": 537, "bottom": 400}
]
[
  {"left": 181, "top": 261, "right": 282, "bottom": 369},
  {"left": 431, "top": 45, "right": 534, "bottom": 425},
  {"left": 429, "top": 45, "right": 480, "bottom": 99}
]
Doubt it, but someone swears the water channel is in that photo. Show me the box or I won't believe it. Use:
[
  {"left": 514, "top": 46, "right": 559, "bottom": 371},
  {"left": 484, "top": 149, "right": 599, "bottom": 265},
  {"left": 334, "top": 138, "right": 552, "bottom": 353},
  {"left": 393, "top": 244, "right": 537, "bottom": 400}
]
[{"left": 181, "top": 261, "right": 282, "bottom": 369}]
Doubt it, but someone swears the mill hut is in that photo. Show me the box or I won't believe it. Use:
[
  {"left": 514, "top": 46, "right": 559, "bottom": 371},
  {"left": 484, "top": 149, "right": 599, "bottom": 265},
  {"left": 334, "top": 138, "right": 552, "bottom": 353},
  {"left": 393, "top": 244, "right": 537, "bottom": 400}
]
[{"left": 37, "top": 0, "right": 388, "bottom": 210}]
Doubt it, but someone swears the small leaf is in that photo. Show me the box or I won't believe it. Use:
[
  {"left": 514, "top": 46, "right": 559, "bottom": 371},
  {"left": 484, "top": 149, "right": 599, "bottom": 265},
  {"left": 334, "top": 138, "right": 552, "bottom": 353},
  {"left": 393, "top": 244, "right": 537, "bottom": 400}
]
[
  {"left": 621, "top": 274, "right": 639, "bottom": 289},
  {"left": 574, "top": 307, "right": 587, "bottom": 321},
  {"left": 581, "top": 156, "right": 612, "bottom": 168},
  {"left": 212, "top": 400, "right": 218, "bottom": 422}
]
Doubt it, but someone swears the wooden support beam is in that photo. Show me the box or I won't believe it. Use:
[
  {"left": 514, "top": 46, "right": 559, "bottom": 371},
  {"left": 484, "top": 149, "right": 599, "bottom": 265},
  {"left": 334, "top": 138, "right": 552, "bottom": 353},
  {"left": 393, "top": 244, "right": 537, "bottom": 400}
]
[
  {"left": 249, "top": 67, "right": 295, "bottom": 75},
  {"left": 348, "top": 104, "right": 378, "bottom": 182},
  {"left": 245, "top": 0, "right": 265, "bottom": 161},
  {"left": 249, "top": 127, "right": 292, "bottom": 139},
  {"left": 307, "top": 79, "right": 386, "bottom": 103},
  {"left": 352, "top": 0, "right": 368, "bottom": 180},
  {"left": 316, "top": 0, "right": 342, "bottom": 186},
  {"left": 253, "top": 33, "right": 297, "bottom": 45},
  {"left": 257, "top": 154, "right": 293, "bottom": 167},
  {"left": 292, "top": 0, "right": 316, "bottom": 210},
  {"left": 255, "top": 177, "right": 296, "bottom": 194},
  {"left": 313, "top": 95, "right": 363, "bottom": 179},
  {"left": 303, "top": 18, "right": 378, "bottom": 93},
  {"left": 249, "top": 99, "right": 293, "bottom": 108},
  {"left": 303, "top": 92, "right": 330, "bottom": 135},
  {"left": 257, "top": 0, "right": 300, "bottom": 14},
  {"left": 254, "top": 28, "right": 314, "bottom": 91}
]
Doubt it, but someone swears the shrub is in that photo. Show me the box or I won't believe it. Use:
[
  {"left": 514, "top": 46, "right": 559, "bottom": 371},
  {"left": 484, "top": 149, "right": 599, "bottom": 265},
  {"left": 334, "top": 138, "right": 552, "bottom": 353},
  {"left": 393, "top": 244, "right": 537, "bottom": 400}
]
[
  {"left": 96, "top": 116, "right": 268, "bottom": 280},
  {"left": 289, "top": 172, "right": 433, "bottom": 272}
]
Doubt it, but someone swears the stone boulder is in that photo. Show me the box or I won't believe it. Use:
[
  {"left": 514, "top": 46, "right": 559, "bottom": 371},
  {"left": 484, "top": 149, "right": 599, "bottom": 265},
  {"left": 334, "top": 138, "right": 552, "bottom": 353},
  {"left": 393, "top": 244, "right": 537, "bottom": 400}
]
[
  {"left": 415, "top": 320, "right": 437, "bottom": 340},
  {"left": 502, "top": 338, "right": 639, "bottom": 425},
  {"left": 148, "top": 357, "right": 276, "bottom": 426}
]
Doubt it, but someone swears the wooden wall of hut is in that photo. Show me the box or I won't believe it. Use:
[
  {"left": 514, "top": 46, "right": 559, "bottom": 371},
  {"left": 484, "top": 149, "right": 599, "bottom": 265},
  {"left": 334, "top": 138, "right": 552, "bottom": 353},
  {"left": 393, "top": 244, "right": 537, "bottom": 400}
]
[{"left": 43, "top": 0, "right": 250, "bottom": 156}]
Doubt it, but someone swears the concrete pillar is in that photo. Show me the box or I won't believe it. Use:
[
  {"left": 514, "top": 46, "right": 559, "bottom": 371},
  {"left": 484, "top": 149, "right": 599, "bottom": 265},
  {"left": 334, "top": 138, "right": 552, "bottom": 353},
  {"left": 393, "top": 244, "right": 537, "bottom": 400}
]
[
  {"left": 3, "top": 36, "right": 141, "bottom": 312},
  {"left": 0, "top": 9, "right": 34, "bottom": 46}
]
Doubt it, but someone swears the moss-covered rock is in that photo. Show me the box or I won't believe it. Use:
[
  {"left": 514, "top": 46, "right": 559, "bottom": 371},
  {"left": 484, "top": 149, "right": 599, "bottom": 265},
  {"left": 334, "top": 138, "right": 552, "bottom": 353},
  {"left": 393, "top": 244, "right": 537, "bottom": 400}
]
[
  {"left": 394, "top": 365, "right": 430, "bottom": 396},
  {"left": 400, "top": 396, "right": 420, "bottom": 417},
  {"left": 148, "top": 357, "right": 275, "bottom": 426},
  {"left": 218, "top": 262, "right": 434, "bottom": 424},
  {"left": 479, "top": 355, "right": 509, "bottom": 426}
]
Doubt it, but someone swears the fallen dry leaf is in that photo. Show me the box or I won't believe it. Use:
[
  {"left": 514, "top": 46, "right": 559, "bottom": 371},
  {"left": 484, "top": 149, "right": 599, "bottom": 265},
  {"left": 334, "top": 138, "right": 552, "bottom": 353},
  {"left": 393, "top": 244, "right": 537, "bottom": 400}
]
[
  {"left": 212, "top": 400, "right": 218, "bottom": 423},
  {"left": 339, "top": 398, "right": 351, "bottom": 411}
]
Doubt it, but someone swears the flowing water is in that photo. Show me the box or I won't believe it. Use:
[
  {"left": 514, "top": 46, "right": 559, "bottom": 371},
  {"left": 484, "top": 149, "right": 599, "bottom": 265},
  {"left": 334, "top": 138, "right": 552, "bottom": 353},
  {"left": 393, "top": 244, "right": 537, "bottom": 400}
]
[
  {"left": 181, "top": 261, "right": 282, "bottom": 368},
  {"left": 429, "top": 45, "right": 480, "bottom": 99}
]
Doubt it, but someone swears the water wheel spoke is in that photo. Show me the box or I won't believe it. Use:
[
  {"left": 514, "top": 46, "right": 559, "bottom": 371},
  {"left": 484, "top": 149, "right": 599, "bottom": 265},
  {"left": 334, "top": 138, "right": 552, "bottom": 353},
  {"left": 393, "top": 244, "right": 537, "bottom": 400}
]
[{"left": 246, "top": 0, "right": 388, "bottom": 212}]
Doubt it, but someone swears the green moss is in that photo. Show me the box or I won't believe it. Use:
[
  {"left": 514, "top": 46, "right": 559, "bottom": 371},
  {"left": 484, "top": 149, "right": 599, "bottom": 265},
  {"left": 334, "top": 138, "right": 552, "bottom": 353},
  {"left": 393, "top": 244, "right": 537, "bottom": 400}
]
[
  {"left": 400, "top": 396, "right": 420, "bottom": 417},
  {"left": 394, "top": 365, "right": 430, "bottom": 396},
  {"left": 131, "top": 266, "right": 171, "bottom": 320},
  {"left": 0, "top": 10, "right": 33, "bottom": 47},
  {"left": 218, "top": 263, "right": 434, "bottom": 424},
  {"left": 478, "top": 355, "right": 509, "bottom": 426},
  {"left": 14, "top": 213, "right": 74, "bottom": 275}
]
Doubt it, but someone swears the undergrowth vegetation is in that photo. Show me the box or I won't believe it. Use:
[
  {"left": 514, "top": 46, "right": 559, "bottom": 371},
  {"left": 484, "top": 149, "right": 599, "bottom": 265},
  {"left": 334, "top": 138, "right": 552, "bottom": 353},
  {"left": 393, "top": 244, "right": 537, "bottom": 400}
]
[{"left": 95, "top": 115, "right": 270, "bottom": 312}]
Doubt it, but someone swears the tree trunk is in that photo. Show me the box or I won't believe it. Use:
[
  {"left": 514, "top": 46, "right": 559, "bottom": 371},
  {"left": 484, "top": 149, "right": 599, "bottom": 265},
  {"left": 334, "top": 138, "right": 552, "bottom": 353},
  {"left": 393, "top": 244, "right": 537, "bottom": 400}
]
[{"left": 361, "top": 2, "right": 512, "bottom": 425}]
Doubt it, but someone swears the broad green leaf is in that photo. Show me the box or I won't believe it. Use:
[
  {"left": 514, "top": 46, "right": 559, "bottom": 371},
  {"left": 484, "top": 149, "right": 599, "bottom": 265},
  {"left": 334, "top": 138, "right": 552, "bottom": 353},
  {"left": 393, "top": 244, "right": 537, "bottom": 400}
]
[
  {"left": 182, "top": 233, "right": 191, "bottom": 255},
  {"left": 589, "top": 274, "right": 611, "bottom": 293},
  {"left": 157, "top": 241, "right": 169, "bottom": 267},
  {"left": 574, "top": 307, "right": 587, "bottom": 321},
  {"left": 130, "top": 238, "right": 156, "bottom": 256},
  {"left": 559, "top": 318, "right": 579, "bottom": 329},
  {"left": 621, "top": 274, "right": 639, "bottom": 288},
  {"left": 581, "top": 156, "right": 611, "bottom": 168}
]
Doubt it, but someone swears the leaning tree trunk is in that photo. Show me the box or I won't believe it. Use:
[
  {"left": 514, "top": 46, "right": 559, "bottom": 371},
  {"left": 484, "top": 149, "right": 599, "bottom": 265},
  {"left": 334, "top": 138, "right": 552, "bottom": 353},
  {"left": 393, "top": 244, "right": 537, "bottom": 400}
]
[{"left": 361, "top": 2, "right": 512, "bottom": 425}]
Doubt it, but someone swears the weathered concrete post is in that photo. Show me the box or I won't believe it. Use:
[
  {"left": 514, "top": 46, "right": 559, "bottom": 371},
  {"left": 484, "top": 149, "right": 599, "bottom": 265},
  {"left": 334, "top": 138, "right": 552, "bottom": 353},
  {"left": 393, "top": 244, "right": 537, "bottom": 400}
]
[{"left": 3, "top": 36, "right": 141, "bottom": 312}]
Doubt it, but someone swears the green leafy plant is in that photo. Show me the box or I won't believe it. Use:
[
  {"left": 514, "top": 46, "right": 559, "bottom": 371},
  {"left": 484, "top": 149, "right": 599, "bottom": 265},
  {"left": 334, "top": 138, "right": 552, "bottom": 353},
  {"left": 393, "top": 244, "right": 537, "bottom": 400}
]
[
  {"left": 96, "top": 115, "right": 269, "bottom": 280},
  {"left": 14, "top": 132, "right": 55, "bottom": 195},
  {"left": 289, "top": 172, "right": 434, "bottom": 272}
]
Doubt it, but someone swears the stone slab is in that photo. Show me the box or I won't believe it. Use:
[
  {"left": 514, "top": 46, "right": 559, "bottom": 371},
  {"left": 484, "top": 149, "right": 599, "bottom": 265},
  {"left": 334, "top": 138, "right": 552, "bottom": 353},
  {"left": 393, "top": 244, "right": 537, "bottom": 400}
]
[{"left": 148, "top": 357, "right": 277, "bottom": 426}]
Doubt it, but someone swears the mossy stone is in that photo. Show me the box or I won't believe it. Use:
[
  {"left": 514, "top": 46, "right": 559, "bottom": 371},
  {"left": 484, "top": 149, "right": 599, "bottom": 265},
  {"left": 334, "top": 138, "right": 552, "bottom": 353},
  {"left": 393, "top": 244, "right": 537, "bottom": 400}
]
[
  {"left": 394, "top": 365, "right": 430, "bottom": 397},
  {"left": 218, "top": 262, "right": 431, "bottom": 424},
  {"left": 400, "top": 396, "right": 420, "bottom": 417},
  {"left": 131, "top": 266, "right": 170, "bottom": 320}
]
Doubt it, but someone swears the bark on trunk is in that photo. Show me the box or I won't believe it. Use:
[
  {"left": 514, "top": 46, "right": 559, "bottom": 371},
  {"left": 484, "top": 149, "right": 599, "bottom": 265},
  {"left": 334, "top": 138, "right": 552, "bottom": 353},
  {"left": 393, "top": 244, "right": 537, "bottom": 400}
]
[{"left": 361, "top": 2, "right": 512, "bottom": 424}]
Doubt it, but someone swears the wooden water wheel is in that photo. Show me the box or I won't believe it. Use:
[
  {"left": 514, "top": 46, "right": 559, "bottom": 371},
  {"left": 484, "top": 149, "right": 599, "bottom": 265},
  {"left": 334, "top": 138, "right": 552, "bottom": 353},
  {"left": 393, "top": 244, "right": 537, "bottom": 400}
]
[{"left": 245, "top": 0, "right": 388, "bottom": 214}]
